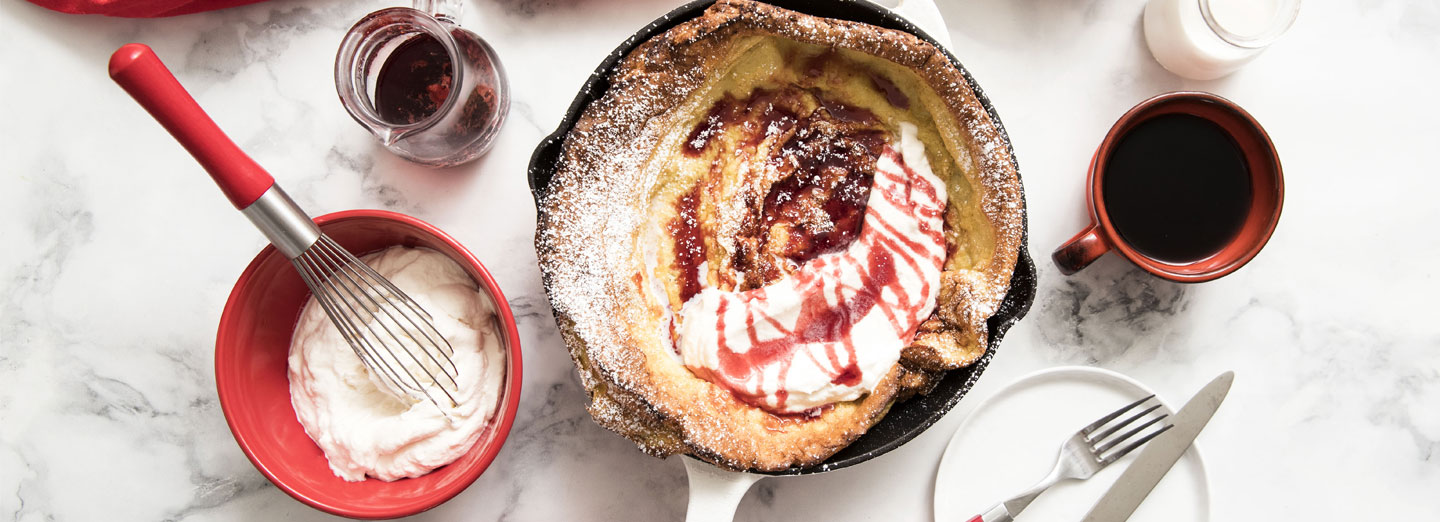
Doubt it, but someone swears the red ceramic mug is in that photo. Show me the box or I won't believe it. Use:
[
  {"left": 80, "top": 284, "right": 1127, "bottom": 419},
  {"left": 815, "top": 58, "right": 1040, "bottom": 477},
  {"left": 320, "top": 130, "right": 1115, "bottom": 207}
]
[{"left": 1052, "top": 91, "right": 1283, "bottom": 283}]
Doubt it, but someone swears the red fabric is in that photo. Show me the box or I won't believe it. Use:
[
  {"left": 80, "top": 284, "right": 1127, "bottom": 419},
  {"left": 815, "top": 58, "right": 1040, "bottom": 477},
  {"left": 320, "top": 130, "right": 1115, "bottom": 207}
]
[{"left": 26, "top": 0, "right": 270, "bottom": 18}]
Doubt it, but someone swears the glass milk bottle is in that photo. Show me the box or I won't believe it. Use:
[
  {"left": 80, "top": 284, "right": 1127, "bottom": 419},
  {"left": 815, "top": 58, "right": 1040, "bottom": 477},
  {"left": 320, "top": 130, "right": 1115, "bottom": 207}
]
[{"left": 1144, "top": 0, "right": 1301, "bottom": 80}]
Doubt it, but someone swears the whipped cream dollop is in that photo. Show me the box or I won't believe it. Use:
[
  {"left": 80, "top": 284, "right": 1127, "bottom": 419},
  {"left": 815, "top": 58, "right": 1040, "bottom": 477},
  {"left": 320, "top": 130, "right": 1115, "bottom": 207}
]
[
  {"left": 288, "top": 246, "right": 505, "bottom": 482},
  {"left": 677, "top": 122, "right": 947, "bottom": 413}
]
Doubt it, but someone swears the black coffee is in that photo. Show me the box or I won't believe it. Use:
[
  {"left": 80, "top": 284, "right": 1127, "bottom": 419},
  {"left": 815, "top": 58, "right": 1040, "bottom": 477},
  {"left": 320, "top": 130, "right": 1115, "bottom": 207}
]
[{"left": 1102, "top": 113, "right": 1251, "bottom": 264}]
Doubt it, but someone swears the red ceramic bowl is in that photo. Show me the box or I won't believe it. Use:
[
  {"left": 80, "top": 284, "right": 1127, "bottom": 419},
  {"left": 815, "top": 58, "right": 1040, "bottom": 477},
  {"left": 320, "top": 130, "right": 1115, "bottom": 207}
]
[{"left": 215, "top": 209, "right": 523, "bottom": 519}]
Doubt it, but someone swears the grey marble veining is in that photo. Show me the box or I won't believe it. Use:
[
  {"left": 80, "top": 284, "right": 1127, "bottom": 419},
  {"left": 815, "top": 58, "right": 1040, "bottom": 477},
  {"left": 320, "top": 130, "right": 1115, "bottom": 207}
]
[{"left": 1, "top": 0, "right": 1438, "bottom": 520}]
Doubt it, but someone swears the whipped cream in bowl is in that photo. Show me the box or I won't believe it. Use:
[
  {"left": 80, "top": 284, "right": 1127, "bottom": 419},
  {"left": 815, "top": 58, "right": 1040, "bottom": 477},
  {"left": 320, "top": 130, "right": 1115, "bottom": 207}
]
[
  {"left": 288, "top": 245, "right": 506, "bottom": 482},
  {"left": 215, "top": 210, "right": 522, "bottom": 518}
]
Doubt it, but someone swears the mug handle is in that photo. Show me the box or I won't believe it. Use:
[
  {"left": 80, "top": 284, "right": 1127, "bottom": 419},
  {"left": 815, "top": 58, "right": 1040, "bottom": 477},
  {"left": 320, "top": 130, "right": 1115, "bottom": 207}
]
[{"left": 1052, "top": 225, "right": 1109, "bottom": 275}]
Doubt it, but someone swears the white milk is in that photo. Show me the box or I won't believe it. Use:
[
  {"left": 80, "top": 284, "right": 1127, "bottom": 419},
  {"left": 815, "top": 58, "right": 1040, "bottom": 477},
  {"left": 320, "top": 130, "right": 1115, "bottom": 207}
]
[{"left": 1143, "top": 0, "right": 1300, "bottom": 80}]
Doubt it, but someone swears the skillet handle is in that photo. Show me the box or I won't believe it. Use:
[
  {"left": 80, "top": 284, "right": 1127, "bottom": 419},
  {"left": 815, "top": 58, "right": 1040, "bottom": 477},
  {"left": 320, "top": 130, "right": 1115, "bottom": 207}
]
[
  {"left": 683, "top": 457, "right": 762, "bottom": 522},
  {"left": 887, "top": 0, "right": 954, "bottom": 49}
]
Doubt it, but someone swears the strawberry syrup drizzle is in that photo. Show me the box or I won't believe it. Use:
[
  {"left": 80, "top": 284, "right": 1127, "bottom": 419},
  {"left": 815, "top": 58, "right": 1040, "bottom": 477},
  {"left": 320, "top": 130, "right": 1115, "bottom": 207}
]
[
  {"left": 700, "top": 147, "right": 946, "bottom": 412},
  {"left": 669, "top": 186, "right": 706, "bottom": 302}
]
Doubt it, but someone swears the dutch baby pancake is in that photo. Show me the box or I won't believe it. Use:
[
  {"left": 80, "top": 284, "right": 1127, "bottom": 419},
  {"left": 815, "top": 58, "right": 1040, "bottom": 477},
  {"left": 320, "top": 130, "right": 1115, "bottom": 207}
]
[{"left": 536, "top": 0, "right": 1023, "bottom": 471}]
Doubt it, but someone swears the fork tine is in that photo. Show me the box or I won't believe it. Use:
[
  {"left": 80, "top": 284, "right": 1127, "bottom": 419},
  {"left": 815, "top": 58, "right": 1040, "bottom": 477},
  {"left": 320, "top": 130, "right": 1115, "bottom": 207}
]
[
  {"left": 1082, "top": 394, "right": 1155, "bottom": 434},
  {"left": 1088, "top": 403, "right": 1163, "bottom": 443},
  {"left": 1095, "top": 413, "right": 1169, "bottom": 454},
  {"left": 1100, "top": 422, "right": 1175, "bottom": 465}
]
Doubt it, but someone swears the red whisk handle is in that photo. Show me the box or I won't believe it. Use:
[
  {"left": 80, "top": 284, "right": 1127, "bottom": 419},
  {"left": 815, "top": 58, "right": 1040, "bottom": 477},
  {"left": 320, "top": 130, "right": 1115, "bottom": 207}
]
[{"left": 109, "top": 43, "right": 274, "bottom": 209}]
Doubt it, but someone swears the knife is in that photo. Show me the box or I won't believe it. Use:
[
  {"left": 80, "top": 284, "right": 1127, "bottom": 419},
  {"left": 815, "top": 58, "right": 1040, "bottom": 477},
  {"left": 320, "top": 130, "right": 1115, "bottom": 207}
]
[{"left": 1080, "top": 371, "right": 1234, "bottom": 522}]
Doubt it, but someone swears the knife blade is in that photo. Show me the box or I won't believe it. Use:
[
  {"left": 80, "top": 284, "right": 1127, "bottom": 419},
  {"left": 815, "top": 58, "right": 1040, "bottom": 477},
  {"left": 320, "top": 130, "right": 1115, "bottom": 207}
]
[{"left": 1080, "top": 371, "right": 1234, "bottom": 522}]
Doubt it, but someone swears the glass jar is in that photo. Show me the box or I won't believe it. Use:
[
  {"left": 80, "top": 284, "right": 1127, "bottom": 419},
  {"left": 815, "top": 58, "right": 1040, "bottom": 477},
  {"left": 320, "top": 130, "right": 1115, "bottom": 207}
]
[
  {"left": 1143, "top": 0, "right": 1301, "bottom": 80},
  {"left": 335, "top": 0, "right": 509, "bottom": 167}
]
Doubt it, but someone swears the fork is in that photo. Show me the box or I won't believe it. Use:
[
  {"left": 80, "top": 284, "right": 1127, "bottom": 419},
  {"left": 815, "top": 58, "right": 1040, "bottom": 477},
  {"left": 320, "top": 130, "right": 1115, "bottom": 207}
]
[{"left": 966, "top": 395, "right": 1174, "bottom": 522}]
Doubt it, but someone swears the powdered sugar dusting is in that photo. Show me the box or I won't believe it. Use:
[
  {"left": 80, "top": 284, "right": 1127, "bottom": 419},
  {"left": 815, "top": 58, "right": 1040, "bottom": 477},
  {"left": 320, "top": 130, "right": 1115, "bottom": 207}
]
[{"left": 535, "top": 0, "right": 1025, "bottom": 471}]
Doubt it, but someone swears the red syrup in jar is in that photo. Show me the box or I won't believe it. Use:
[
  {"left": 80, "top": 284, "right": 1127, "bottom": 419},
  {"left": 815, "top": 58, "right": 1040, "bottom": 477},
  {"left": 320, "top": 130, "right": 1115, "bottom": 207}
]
[
  {"left": 372, "top": 32, "right": 500, "bottom": 133},
  {"left": 374, "top": 33, "right": 452, "bottom": 125}
]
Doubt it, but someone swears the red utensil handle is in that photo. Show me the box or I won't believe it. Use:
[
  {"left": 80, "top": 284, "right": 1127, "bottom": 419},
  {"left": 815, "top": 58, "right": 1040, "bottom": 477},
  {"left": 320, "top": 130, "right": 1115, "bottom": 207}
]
[
  {"left": 968, "top": 503, "right": 1014, "bottom": 522},
  {"left": 108, "top": 43, "right": 273, "bottom": 209}
]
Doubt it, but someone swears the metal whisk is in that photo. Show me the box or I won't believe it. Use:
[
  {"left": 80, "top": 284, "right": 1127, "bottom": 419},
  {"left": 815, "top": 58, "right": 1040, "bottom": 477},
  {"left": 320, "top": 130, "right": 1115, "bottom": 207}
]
[
  {"left": 109, "top": 43, "right": 460, "bottom": 416},
  {"left": 251, "top": 190, "right": 462, "bottom": 416},
  {"left": 291, "top": 236, "right": 459, "bottom": 409}
]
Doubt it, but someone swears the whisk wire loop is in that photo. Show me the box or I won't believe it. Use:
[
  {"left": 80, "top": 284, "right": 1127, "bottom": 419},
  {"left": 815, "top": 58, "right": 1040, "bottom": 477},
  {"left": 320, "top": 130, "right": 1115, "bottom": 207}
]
[
  {"left": 307, "top": 240, "right": 459, "bottom": 398},
  {"left": 306, "top": 240, "right": 458, "bottom": 399},
  {"left": 313, "top": 238, "right": 460, "bottom": 380},
  {"left": 293, "top": 256, "right": 417, "bottom": 395},
  {"left": 289, "top": 236, "right": 462, "bottom": 417}
]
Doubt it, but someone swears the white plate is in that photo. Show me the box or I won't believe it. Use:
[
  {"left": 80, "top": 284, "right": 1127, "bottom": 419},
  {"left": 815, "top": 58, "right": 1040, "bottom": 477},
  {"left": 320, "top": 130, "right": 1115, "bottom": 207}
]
[{"left": 933, "top": 366, "right": 1210, "bottom": 521}]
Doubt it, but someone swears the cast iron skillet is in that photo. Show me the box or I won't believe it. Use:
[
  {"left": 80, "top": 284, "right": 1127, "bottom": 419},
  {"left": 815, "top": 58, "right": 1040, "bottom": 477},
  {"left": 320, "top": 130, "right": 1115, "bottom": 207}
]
[{"left": 526, "top": 0, "right": 1037, "bottom": 475}]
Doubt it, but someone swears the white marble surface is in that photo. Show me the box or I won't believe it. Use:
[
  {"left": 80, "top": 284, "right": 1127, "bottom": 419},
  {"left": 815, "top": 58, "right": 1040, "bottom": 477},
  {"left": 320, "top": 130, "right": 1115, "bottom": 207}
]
[{"left": 1, "top": 0, "right": 1437, "bottom": 520}]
